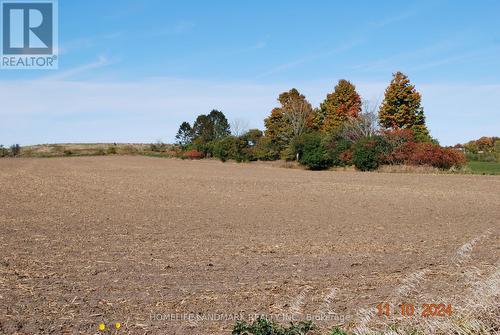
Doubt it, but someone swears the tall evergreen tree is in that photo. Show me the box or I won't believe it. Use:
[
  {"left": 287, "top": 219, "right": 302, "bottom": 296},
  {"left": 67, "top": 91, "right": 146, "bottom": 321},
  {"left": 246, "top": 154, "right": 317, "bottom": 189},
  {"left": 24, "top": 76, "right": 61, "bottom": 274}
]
[
  {"left": 379, "top": 72, "right": 429, "bottom": 140},
  {"left": 208, "top": 109, "right": 231, "bottom": 140},
  {"left": 192, "top": 110, "right": 231, "bottom": 145},
  {"left": 175, "top": 121, "right": 193, "bottom": 146},
  {"left": 192, "top": 114, "right": 214, "bottom": 144},
  {"left": 317, "top": 79, "right": 362, "bottom": 133}
]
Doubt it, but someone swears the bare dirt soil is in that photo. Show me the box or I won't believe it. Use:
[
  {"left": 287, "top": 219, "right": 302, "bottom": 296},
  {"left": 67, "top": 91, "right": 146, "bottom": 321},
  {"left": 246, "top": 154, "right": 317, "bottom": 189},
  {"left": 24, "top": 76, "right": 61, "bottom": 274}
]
[{"left": 0, "top": 156, "right": 498, "bottom": 334}]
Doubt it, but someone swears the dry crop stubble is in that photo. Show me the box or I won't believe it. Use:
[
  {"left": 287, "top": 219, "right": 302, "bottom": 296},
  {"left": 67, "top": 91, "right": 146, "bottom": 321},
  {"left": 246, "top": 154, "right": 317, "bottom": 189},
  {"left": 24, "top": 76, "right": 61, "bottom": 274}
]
[{"left": 0, "top": 156, "right": 498, "bottom": 334}]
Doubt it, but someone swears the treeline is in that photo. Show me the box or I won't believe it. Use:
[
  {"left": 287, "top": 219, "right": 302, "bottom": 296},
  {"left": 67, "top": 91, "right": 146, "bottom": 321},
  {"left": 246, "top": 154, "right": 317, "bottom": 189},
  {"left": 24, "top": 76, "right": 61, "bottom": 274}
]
[
  {"left": 0, "top": 144, "right": 20, "bottom": 157},
  {"left": 175, "top": 72, "right": 465, "bottom": 171},
  {"left": 457, "top": 137, "right": 500, "bottom": 162}
]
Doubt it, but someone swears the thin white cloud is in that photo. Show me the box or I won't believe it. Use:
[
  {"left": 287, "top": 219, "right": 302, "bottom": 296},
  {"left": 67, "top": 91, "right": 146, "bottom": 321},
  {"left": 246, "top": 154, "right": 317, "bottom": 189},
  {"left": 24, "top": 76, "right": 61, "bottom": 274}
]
[
  {"left": 256, "top": 40, "right": 363, "bottom": 78},
  {"left": 351, "top": 39, "right": 460, "bottom": 73},
  {"left": 139, "top": 20, "right": 196, "bottom": 38},
  {"left": 56, "top": 20, "right": 193, "bottom": 56},
  {"left": 234, "top": 40, "right": 267, "bottom": 53},
  {"left": 213, "top": 39, "right": 268, "bottom": 58},
  {"left": 41, "top": 56, "right": 113, "bottom": 81},
  {"left": 0, "top": 77, "right": 498, "bottom": 146},
  {"left": 371, "top": 10, "right": 416, "bottom": 28},
  {"left": 350, "top": 39, "right": 500, "bottom": 74},
  {"left": 408, "top": 47, "right": 499, "bottom": 72},
  {"left": 58, "top": 32, "right": 123, "bottom": 55},
  {"left": 0, "top": 78, "right": 281, "bottom": 145}
]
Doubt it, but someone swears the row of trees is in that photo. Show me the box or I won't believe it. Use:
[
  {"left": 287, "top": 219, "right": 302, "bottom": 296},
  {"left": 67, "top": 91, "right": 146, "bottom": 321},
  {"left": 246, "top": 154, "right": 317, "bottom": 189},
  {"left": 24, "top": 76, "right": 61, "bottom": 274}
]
[
  {"left": 263, "top": 72, "right": 431, "bottom": 151},
  {"left": 459, "top": 136, "right": 500, "bottom": 162},
  {"left": 175, "top": 109, "right": 231, "bottom": 148},
  {"left": 0, "top": 144, "right": 21, "bottom": 157},
  {"left": 175, "top": 109, "right": 273, "bottom": 161},
  {"left": 174, "top": 72, "right": 465, "bottom": 171}
]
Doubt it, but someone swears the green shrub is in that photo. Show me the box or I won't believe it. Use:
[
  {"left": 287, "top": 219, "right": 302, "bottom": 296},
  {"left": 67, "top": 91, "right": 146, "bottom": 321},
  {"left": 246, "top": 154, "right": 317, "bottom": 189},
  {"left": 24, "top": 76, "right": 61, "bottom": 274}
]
[
  {"left": 232, "top": 317, "right": 314, "bottom": 335},
  {"left": 150, "top": 141, "right": 167, "bottom": 153},
  {"left": 107, "top": 145, "right": 117, "bottom": 155},
  {"left": 324, "top": 135, "right": 353, "bottom": 167},
  {"left": 280, "top": 144, "right": 297, "bottom": 161},
  {"left": 96, "top": 148, "right": 106, "bottom": 156},
  {"left": 465, "top": 151, "right": 498, "bottom": 162},
  {"left": 294, "top": 132, "right": 333, "bottom": 170},
  {"left": 150, "top": 143, "right": 160, "bottom": 152},
  {"left": 241, "top": 129, "right": 263, "bottom": 146},
  {"left": 213, "top": 136, "right": 249, "bottom": 162},
  {"left": 0, "top": 145, "right": 9, "bottom": 157},
  {"left": 252, "top": 137, "right": 280, "bottom": 161},
  {"left": 193, "top": 141, "right": 216, "bottom": 157},
  {"left": 63, "top": 149, "right": 73, "bottom": 156},
  {"left": 352, "top": 136, "right": 387, "bottom": 171}
]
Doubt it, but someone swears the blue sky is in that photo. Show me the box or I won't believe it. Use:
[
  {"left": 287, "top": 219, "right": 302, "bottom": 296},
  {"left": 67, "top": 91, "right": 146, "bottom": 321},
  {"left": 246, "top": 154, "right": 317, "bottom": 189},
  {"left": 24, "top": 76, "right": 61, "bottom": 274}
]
[{"left": 1, "top": 0, "right": 500, "bottom": 145}]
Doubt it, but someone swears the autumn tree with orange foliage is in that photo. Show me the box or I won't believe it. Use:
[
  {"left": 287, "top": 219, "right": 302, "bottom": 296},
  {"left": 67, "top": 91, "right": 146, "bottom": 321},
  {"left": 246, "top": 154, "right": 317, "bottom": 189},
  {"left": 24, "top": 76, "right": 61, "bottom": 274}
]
[
  {"left": 264, "top": 88, "right": 313, "bottom": 150},
  {"left": 379, "top": 72, "right": 430, "bottom": 141},
  {"left": 313, "top": 79, "right": 362, "bottom": 133}
]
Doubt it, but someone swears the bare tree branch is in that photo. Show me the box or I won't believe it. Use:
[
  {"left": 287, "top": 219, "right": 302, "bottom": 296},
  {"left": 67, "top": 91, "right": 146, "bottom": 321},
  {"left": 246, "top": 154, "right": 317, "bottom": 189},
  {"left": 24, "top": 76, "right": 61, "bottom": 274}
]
[
  {"left": 341, "top": 100, "right": 380, "bottom": 142},
  {"left": 230, "top": 118, "right": 249, "bottom": 137},
  {"left": 282, "top": 99, "right": 312, "bottom": 140}
]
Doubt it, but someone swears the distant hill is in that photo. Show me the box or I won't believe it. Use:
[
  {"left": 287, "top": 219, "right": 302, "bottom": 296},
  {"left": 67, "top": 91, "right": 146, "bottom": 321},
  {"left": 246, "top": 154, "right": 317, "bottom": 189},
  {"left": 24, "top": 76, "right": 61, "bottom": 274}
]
[
  {"left": 19, "top": 143, "right": 173, "bottom": 158},
  {"left": 457, "top": 137, "right": 499, "bottom": 162}
]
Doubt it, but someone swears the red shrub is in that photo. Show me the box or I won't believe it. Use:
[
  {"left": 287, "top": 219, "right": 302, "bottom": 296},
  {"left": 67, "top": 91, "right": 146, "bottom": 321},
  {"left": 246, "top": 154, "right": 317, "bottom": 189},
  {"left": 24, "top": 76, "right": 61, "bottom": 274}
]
[
  {"left": 381, "top": 128, "right": 415, "bottom": 145},
  {"left": 182, "top": 150, "right": 204, "bottom": 159},
  {"left": 428, "top": 146, "right": 466, "bottom": 169},
  {"left": 339, "top": 150, "right": 353, "bottom": 165},
  {"left": 380, "top": 129, "right": 465, "bottom": 169},
  {"left": 382, "top": 141, "right": 411, "bottom": 165},
  {"left": 390, "top": 142, "right": 465, "bottom": 169},
  {"left": 381, "top": 129, "right": 416, "bottom": 165},
  {"left": 407, "top": 142, "right": 440, "bottom": 166}
]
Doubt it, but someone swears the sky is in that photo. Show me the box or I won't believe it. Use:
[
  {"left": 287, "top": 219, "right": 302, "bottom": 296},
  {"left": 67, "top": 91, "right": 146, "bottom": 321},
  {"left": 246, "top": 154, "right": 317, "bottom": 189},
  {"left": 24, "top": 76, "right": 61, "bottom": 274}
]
[{"left": 1, "top": 0, "right": 500, "bottom": 146}]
